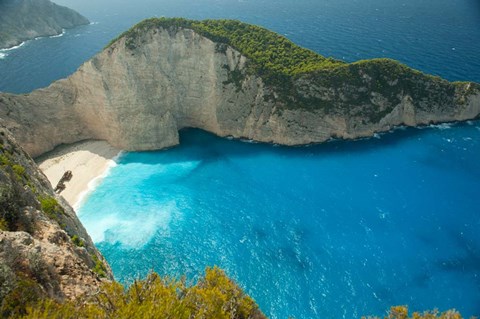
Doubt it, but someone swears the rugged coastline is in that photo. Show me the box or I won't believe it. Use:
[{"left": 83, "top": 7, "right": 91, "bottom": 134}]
[
  {"left": 0, "top": 0, "right": 89, "bottom": 49},
  {"left": 0, "top": 18, "right": 479, "bottom": 159},
  {"left": 0, "top": 17, "right": 478, "bottom": 318},
  {"left": 0, "top": 127, "right": 113, "bottom": 306}
]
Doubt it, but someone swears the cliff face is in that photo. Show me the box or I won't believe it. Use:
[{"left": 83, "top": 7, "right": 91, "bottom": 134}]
[
  {"left": 0, "top": 20, "right": 479, "bottom": 157},
  {"left": 0, "top": 0, "right": 89, "bottom": 49},
  {"left": 0, "top": 126, "right": 112, "bottom": 311}
]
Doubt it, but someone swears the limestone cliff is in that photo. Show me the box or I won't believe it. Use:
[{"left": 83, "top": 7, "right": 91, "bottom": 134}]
[
  {"left": 0, "top": 18, "right": 479, "bottom": 158},
  {"left": 0, "top": 126, "right": 112, "bottom": 313},
  {"left": 0, "top": 0, "right": 89, "bottom": 49}
]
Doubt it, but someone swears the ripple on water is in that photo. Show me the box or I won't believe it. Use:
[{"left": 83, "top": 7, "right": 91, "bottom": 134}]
[{"left": 79, "top": 123, "right": 480, "bottom": 319}]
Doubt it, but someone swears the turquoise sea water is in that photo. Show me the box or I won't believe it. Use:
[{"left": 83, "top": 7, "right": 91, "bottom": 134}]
[
  {"left": 1, "top": 0, "right": 479, "bottom": 318},
  {"left": 78, "top": 125, "right": 480, "bottom": 318}
]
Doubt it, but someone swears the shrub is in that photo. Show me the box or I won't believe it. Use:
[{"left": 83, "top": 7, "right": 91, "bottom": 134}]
[
  {"left": 91, "top": 254, "right": 107, "bottom": 278},
  {"left": 11, "top": 164, "right": 26, "bottom": 180},
  {"left": 0, "top": 154, "right": 11, "bottom": 166},
  {"left": 38, "top": 196, "right": 64, "bottom": 221},
  {"left": 363, "top": 306, "right": 469, "bottom": 319},
  {"left": 0, "top": 217, "right": 8, "bottom": 231},
  {"left": 1, "top": 278, "right": 42, "bottom": 318},
  {"left": 71, "top": 235, "right": 85, "bottom": 247},
  {"left": 18, "top": 267, "right": 266, "bottom": 319}
]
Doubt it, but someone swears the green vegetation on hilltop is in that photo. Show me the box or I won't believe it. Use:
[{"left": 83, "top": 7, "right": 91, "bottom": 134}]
[
  {"left": 10, "top": 267, "right": 265, "bottom": 319},
  {"left": 107, "top": 17, "right": 344, "bottom": 81}
]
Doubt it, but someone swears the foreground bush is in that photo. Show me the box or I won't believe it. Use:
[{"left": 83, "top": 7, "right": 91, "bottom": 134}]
[
  {"left": 17, "top": 267, "right": 265, "bottom": 319},
  {"left": 6, "top": 266, "right": 473, "bottom": 319},
  {"left": 364, "top": 305, "right": 473, "bottom": 319}
]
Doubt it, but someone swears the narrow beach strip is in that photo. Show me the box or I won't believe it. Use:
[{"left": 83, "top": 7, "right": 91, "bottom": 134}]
[{"left": 37, "top": 140, "right": 121, "bottom": 211}]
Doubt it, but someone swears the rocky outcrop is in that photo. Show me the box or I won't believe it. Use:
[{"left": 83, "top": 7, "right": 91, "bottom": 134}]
[
  {"left": 0, "top": 0, "right": 89, "bottom": 49},
  {"left": 0, "top": 19, "right": 479, "bottom": 158},
  {"left": 0, "top": 126, "right": 112, "bottom": 310}
]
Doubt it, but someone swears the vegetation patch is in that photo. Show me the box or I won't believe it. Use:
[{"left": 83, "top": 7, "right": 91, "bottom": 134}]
[
  {"left": 0, "top": 217, "right": 8, "bottom": 231},
  {"left": 0, "top": 150, "right": 14, "bottom": 167},
  {"left": 71, "top": 235, "right": 85, "bottom": 248},
  {"left": 11, "top": 164, "right": 26, "bottom": 181},
  {"left": 222, "top": 64, "right": 246, "bottom": 92},
  {"left": 364, "top": 305, "right": 468, "bottom": 319},
  {"left": 91, "top": 254, "right": 108, "bottom": 278},
  {"left": 1, "top": 277, "right": 42, "bottom": 318},
  {"left": 39, "top": 196, "right": 64, "bottom": 221},
  {"left": 15, "top": 267, "right": 266, "bottom": 319}
]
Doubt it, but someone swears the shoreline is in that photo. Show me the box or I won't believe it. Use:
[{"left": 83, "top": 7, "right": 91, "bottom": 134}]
[
  {"left": 34, "top": 119, "right": 479, "bottom": 211},
  {"left": 37, "top": 140, "right": 121, "bottom": 210}
]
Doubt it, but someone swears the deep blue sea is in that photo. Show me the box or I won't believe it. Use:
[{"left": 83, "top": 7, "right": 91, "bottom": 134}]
[{"left": 2, "top": 0, "right": 479, "bottom": 318}]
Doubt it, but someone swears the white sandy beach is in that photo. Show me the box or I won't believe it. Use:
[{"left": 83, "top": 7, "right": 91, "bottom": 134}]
[{"left": 37, "top": 140, "right": 121, "bottom": 210}]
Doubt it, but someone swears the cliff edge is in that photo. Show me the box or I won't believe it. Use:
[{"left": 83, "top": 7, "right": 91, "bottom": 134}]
[
  {"left": 0, "top": 18, "right": 479, "bottom": 157},
  {"left": 0, "top": 126, "right": 112, "bottom": 315},
  {"left": 0, "top": 0, "right": 89, "bottom": 49}
]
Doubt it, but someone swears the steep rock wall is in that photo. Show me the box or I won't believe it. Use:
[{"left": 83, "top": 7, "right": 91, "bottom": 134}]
[
  {"left": 0, "top": 126, "right": 112, "bottom": 306},
  {"left": 0, "top": 26, "right": 479, "bottom": 157}
]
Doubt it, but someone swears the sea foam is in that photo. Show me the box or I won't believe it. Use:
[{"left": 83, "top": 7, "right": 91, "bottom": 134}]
[
  {"left": 74, "top": 151, "right": 124, "bottom": 211},
  {"left": 88, "top": 201, "right": 177, "bottom": 248},
  {"left": 78, "top": 158, "right": 200, "bottom": 248},
  {"left": 49, "top": 30, "right": 66, "bottom": 38}
]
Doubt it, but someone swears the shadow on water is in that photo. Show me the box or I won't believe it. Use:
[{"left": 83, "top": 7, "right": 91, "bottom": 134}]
[
  {"left": 412, "top": 268, "right": 433, "bottom": 288},
  {"left": 118, "top": 121, "right": 479, "bottom": 166},
  {"left": 414, "top": 229, "right": 480, "bottom": 287},
  {"left": 438, "top": 231, "right": 480, "bottom": 274},
  {"left": 416, "top": 135, "right": 480, "bottom": 180}
]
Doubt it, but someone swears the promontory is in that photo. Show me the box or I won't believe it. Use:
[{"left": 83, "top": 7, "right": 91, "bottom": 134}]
[
  {"left": 0, "top": 18, "right": 479, "bottom": 158},
  {"left": 0, "top": 0, "right": 89, "bottom": 49}
]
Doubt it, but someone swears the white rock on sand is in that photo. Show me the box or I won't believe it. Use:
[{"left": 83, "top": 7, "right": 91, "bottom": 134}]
[{"left": 37, "top": 140, "right": 121, "bottom": 210}]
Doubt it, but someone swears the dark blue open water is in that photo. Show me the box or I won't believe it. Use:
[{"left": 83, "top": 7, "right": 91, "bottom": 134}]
[{"left": 1, "top": 0, "right": 479, "bottom": 318}]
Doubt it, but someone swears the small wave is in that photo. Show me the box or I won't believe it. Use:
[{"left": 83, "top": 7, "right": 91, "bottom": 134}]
[
  {"left": 74, "top": 151, "right": 124, "bottom": 211},
  {"left": 0, "top": 52, "right": 6, "bottom": 59},
  {"left": 240, "top": 138, "right": 258, "bottom": 144},
  {"left": 50, "top": 30, "right": 65, "bottom": 38},
  {"left": 2, "top": 41, "right": 26, "bottom": 51},
  {"left": 430, "top": 123, "right": 452, "bottom": 130},
  {"left": 90, "top": 21, "right": 99, "bottom": 25},
  {"left": 87, "top": 200, "right": 177, "bottom": 248}
]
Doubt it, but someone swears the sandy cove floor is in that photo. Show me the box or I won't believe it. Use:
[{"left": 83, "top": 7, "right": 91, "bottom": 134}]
[{"left": 37, "top": 140, "right": 121, "bottom": 210}]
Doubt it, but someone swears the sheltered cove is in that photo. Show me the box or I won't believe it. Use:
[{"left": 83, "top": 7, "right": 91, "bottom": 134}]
[{"left": 0, "top": 17, "right": 479, "bottom": 318}]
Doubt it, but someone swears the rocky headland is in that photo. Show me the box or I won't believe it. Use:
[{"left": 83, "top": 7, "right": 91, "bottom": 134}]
[
  {"left": 0, "top": 18, "right": 479, "bottom": 158},
  {"left": 0, "top": 0, "right": 89, "bottom": 49},
  {"left": 0, "top": 126, "right": 112, "bottom": 312}
]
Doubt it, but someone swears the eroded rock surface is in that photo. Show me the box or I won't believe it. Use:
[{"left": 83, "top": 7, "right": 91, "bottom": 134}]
[{"left": 0, "top": 126, "right": 112, "bottom": 306}]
